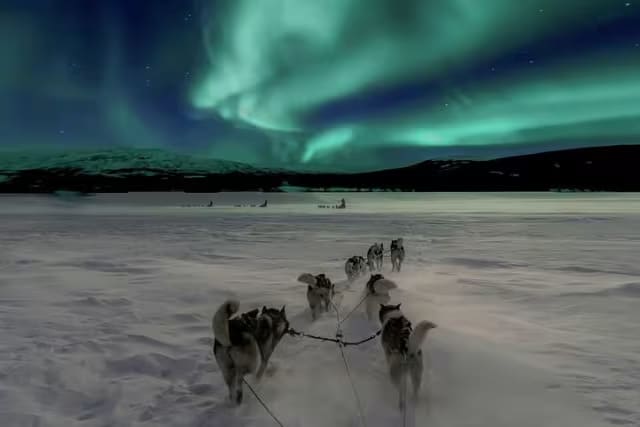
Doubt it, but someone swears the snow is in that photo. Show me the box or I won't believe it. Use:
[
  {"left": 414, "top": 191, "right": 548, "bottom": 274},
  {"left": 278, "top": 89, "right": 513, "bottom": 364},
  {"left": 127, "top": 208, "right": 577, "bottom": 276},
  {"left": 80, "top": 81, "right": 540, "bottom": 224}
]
[{"left": 0, "top": 192, "right": 638, "bottom": 427}]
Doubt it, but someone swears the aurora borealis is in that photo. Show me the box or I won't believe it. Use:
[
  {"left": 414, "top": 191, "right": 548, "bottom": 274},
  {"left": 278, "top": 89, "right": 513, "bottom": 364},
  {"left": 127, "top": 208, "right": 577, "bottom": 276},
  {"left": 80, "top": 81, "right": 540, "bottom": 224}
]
[{"left": 1, "top": 1, "right": 639, "bottom": 171}]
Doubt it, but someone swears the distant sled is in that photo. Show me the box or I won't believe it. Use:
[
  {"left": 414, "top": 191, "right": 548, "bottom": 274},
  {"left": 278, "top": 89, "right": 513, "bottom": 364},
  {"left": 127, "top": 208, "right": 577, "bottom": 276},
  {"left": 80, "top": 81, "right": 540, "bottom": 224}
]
[
  {"left": 318, "top": 198, "right": 346, "bottom": 209},
  {"left": 233, "top": 200, "right": 269, "bottom": 208},
  {"left": 180, "top": 200, "right": 215, "bottom": 208}
]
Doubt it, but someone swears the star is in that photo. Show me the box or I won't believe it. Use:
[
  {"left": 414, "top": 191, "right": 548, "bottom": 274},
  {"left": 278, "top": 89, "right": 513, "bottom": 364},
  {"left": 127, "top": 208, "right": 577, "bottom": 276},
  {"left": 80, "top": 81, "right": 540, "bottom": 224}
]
[
  {"left": 625, "top": 2, "right": 631, "bottom": 6},
  {"left": 58, "top": 129, "right": 65, "bottom": 135}
]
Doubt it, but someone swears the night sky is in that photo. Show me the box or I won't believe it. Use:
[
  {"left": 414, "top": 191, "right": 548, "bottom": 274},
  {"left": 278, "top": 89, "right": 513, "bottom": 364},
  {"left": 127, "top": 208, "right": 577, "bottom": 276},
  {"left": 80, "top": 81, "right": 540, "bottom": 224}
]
[{"left": 1, "top": 0, "right": 639, "bottom": 172}]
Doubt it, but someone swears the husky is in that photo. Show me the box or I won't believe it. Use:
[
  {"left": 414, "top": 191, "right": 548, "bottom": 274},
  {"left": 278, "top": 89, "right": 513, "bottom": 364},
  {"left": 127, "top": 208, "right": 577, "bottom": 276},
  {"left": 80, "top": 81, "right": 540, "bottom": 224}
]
[
  {"left": 212, "top": 300, "right": 289, "bottom": 404},
  {"left": 298, "top": 273, "right": 335, "bottom": 320},
  {"left": 379, "top": 303, "right": 437, "bottom": 410},
  {"left": 363, "top": 274, "right": 398, "bottom": 322},
  {"left": 345, "top": 256, "right": 367, "bottom": 282},
  {"left": 390, "top": 238, "right": 405, "bottom": 272},
  {"left": 367, "top": 242, "right": 384, "bottom": 272}
]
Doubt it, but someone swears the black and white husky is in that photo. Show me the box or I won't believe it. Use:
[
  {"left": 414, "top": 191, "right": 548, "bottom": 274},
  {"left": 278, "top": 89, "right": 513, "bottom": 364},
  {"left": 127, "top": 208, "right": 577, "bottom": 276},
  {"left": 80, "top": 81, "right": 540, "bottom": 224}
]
[
  {"left": 363, "top": 274, "right": 398, "bottom": 322},
  {"left": 367, "top": 242, "right": 384, "bottom": 272},
  {"left": 390, "top": 238, "right": 405, "bottom": 272},
  {"left": 298, "top": 273, "right": 335, "bottom": 320},
  {"left": 212, "top": 300, "right": 289, "bottom": 404},
  {"left": 345, "top": 256, "right": 367, "bottom": 282},
  {"left": 379, "top": 303, "right": 437, "bottom": 409}
]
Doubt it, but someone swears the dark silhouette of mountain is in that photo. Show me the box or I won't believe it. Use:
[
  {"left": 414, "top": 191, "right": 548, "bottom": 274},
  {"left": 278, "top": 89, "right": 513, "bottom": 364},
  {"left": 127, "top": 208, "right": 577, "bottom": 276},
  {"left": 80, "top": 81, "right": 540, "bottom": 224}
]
[{"left": 0, "top": 145, "right": 638, "bottom": 192}]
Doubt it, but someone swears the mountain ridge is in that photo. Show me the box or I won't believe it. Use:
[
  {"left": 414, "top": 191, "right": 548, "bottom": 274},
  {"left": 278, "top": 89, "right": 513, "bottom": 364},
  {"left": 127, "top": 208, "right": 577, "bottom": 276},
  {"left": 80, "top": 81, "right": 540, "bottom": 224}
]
[
  {"left": 0, "top": 145, "right": 638, "bottom": 192},
  {"left": 0, "top": 147, "right": 275, "bottom": 175}
]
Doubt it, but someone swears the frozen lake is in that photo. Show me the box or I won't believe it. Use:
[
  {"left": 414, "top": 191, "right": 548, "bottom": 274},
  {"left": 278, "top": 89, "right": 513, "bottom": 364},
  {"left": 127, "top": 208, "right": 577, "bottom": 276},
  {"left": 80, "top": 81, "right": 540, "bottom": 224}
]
[{"left": 0, "top": 192, "right": 638, "bottom": 426}]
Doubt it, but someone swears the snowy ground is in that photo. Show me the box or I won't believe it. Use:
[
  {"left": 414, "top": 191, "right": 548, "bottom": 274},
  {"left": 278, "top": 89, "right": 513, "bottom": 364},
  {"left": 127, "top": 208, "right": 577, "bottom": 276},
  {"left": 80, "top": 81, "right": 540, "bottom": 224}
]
[{"left": 0, "top": 192, "right": 638, "bottom": 427}]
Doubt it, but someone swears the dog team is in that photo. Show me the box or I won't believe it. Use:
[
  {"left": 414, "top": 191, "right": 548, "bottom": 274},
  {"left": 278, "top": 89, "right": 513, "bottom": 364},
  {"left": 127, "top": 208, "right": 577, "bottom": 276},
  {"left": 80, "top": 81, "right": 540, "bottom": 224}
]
[{"left": 212, "top": 237, "right": 437, "bottom": 410}]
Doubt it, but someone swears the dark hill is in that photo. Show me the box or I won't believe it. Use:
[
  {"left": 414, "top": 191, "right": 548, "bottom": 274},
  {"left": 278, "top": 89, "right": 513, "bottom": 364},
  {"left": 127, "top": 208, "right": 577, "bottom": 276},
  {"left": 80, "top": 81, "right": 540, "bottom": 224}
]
[{"left": 0, "top": 145, "right": 638, "bottom": 192}]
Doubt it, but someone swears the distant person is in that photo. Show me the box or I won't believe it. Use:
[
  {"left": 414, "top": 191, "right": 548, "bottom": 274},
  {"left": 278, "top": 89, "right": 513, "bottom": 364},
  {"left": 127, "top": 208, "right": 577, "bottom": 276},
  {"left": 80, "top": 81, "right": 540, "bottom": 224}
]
[
  {"left": 339, "top": 198, "right": 346, "bottom": 209},
  {"left": 259, "top": 200, "right": 268, "bottom": 207},
  {"left": 207, "top": 200, "right": 213, "bottom": 207}
]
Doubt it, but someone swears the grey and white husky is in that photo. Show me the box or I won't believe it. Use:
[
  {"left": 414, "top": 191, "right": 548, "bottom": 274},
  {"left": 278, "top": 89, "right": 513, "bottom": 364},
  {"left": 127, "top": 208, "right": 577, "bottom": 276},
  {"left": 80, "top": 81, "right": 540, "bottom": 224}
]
[
  {"left": 390, "top": 238, "right": 405, "bottom": 272},
  {"left": 345, "top": 255, "right": 367, "bottom": 282},
  {"left": 363, "top": 274, "right": 398, "bottom": 322},
  {"left": 367, "top": 242, "right": 384, "bottom": 272},
  {"left": 298, "top": 273, "right": 335, "bottom": 320},
  {"left": 212, "top": 300, "right": 289, "bottom": 404},
  {"left": 379, "top": 303, "right": 437, "bottom": 409}
]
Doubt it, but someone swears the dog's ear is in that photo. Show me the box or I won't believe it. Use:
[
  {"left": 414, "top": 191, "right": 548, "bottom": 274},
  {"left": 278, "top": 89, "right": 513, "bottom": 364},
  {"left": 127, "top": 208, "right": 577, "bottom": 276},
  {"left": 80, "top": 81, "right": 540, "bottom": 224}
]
[
  {"left": 395, "top": 303, "right": 402, "bottom": 309},
  {"left": 262, "top": 306, "right": 267, "bottom": 313},
  {"left": 379, "top": 303, "right": 385, "bottom": 308},
  {"left": 280, "top": 305, "right": 286, "bottom": 315}
]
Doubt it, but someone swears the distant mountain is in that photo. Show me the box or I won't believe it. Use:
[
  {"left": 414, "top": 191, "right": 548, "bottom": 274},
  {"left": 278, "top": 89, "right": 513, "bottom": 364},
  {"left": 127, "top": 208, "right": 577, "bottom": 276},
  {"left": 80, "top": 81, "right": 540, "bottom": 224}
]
[
  {"left": 0, "top": 148, "right": 269, "bottom": 175},
  {"left": 0, "top": 145, "right": 639, "bottom": 192},
  {"left": 334, "top": 144, "right": 640, "bottom": 192},
  {"left": 0, "top": 148, "right": 286, "bottom": 192}
]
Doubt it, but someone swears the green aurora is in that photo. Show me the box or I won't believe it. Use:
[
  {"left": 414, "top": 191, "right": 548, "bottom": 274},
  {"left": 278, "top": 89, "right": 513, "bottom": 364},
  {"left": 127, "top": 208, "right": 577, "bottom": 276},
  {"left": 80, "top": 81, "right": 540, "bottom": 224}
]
[
  {"left": 192, "top": 0, "right": 640, "bottom": 169},
  {"left": 1, "top": 0, "right": 639, "bottom": 171}
]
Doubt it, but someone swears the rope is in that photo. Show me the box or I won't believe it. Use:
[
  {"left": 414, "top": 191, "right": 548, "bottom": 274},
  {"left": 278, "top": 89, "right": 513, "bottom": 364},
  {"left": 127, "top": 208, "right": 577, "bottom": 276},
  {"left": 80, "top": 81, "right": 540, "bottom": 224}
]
[
  {"left": 242, "top": 378, "right": 286, "bottom": 427},
  {"left": 216, "top": 282, "right": 392, "bottom": 427},
  {"left": 287, "top": 327, "right": 380, "bottom": 347},
  {"left": 331, "top": 299, "right": 367, "bottom": 427},
  {"left": 402, "top": 356, "right": 408, "bottom": 427},
  {"left": 338, "top": 293, "right": 369, "bottom": 325},
  {"left": 286, "top": 328, "right": 340, "bottom": 344},
  {"left": 330, "top": 300, "right": 342, "bottom": 325},
  {"left": 343, "top": 330, "right": 381, "bottom": 346},
  {"left": 228, "top": 295, "right": 379, "bottom": 427},
  {"left": 286, "top": 292, "right": 380, "bottom": 346},
  {"left": 282, "top": 290, "right": 384, "bottom": 427},
  {"left": 337, "top": 342, "right": 367, "bottom": 427}
]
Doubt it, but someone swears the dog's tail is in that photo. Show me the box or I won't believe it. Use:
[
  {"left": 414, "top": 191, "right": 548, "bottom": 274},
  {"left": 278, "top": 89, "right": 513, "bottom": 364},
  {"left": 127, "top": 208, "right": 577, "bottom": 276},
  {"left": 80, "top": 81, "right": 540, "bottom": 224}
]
[
  {"left": 408, "top": 320, "right": 437, "bottom": 355},
  {"left": 298, "top": 273, "right": 318, "bottom": 288},
  {"left": 212, "top": 300, "right": 240, "bottom": 347},
  {"left": 371, "top": 278, "right": 398, "bottom": 295}
]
